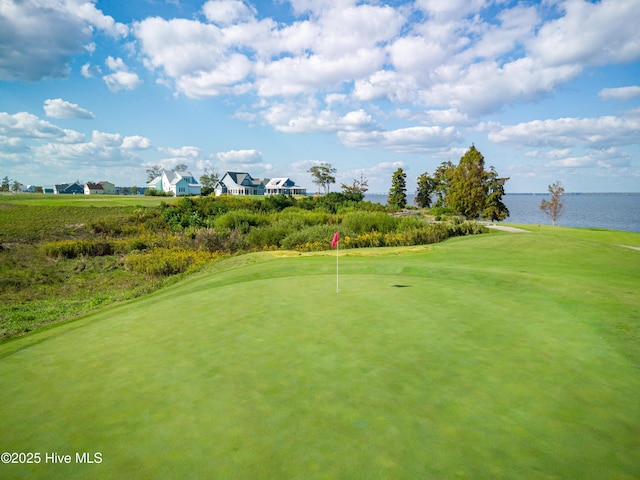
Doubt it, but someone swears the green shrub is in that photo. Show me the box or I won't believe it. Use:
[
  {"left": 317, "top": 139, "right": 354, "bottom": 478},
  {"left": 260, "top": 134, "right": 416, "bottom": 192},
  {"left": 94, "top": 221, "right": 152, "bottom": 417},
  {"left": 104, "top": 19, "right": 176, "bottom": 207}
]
[
  {"left": 282, "top": 224, "right": 338, "bottom": 250},
  {"left": 42, "top": 240, "right": 114, "bottom": 259},
  {"left": 276, "top": 208, "right": 334, "bottom": 226},
  {"left": 341, "top": 211, "right": 399, "bottom": 235},
  {"left": 124, "top": 248, "right": 217, "bottom": 276},
  {"left": 191, "top": 228, "right": 247, "bottom": 253},
  {"left": 213, "top": 210, "right": 270, "bottom": 233}
]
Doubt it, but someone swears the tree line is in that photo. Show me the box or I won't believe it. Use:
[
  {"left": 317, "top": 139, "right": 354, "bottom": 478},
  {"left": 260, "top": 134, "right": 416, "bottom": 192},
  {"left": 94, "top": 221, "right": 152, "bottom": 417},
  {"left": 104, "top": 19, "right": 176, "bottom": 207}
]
[{"left": 309, "top": 145, "right": 510, "bottom": 221}]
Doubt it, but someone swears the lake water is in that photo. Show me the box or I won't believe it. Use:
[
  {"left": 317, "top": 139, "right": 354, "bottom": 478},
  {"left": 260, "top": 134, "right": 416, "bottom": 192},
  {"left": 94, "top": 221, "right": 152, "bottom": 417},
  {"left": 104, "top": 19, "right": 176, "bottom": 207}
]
[{"left": 365, "top": 193, "right": 640, "bottom": 233}]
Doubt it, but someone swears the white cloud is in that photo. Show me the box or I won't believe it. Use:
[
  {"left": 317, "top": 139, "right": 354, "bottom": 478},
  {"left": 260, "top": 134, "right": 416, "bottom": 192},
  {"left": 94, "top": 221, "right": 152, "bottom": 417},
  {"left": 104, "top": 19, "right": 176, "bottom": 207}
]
[
  {"left": 599, "top": 86, "right": 640, "bottom": 101},
  {"left": 160, "top": 146, "right": 202, "bottom": 159},
  {"left": 528, "top": 0, "right": 640, "bottom": 68},
  {"left": 202, "top": 0, "right": 257, "bottom": 26},
  {"left": 122, "top": 136, "right": 152, "bottom": 150},
  {"left": 216, "top": 149, "right": 262, "bottom": 164},
  {"left": 134, "top": 17, "right": 226, "bottom": 80},
  {"left": 92, "top": 131, "right": 122, "bottom": 147},
  {"left": 102, "top": 57, "right": 142, "bottom": 92},
  {"left": 255, "top": 48, "right": 385, "bottom": 97},
  {"left": 80, "top": 63, "right": 102, "bottom": 78},
  {"left": 338, "top": 125, "right": 463, "bottom": 153},
  {"left": 488, "top": 114, "right": 640, "bottom": 148},
  {"left": 0, "top": 0, "right": 127, "bottom": 81},
  {"left": 175, "top": 54, "right": 253, "bottom": 98},
  {"left": 43, "top": 99, "right": 95, "bottom": 120},
  {"left": 547, "top": 148, "right": 632, "bottom": 169},
  {"left": 0, "top": 112, "right": 84, "bottom": 143}
]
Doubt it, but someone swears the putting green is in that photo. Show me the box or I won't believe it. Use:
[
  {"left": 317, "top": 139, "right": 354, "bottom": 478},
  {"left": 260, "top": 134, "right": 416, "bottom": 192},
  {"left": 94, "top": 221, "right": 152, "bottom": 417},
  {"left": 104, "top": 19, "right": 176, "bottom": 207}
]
[{"left": 1, "top": 227, "right": 639, "bottom": 479}]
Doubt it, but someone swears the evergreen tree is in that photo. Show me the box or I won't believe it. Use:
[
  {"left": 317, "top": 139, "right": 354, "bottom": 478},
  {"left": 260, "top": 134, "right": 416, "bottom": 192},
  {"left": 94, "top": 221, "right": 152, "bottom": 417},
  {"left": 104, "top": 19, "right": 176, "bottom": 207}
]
[
  {"left": 419, "top": 146, "right": 509, "bottom": 220},
  {"left": 447, "top": 145, "right": 487, "bottom": 218},
  {"left": 415, "top": 172, "right": 435, "bottom": 208},
  {"left": 388, "top": 167, "right": 407, "bottom": 209},
  {"left": 483, "top": 166, "right": 510, "bottom": 221},
  {"left": 432, "top": 161, "right": 455, "bottom": 209}
]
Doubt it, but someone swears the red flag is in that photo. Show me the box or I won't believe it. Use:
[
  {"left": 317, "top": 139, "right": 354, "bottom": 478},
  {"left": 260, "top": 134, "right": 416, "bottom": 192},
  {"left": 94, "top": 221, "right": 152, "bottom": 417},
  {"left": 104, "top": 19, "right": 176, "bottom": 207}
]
[{"left": 331, "top": 231, "right": 339, "bottom": 248}]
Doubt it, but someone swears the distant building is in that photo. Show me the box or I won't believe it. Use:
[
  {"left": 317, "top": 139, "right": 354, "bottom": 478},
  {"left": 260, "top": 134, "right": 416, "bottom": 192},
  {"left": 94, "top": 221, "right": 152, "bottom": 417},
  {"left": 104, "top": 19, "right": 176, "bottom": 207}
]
[
  {"left": 84, "top": 183, "right": 104, "bottom": 195},
  {"left": 99, "top": 181, "right": 116, "bottom": 194},
  {"left": 214, "top": 172, "right": 267, "bottom": 196},
  {"left": 215, "top": 172, "right": 306, "bottom": 196},
  {"left": 47, "top": 182, "right": 84, "bottom": 194},
  {"left": 264, "top": 177, "right": 307, "bottom": 195},
  {"left": 147, "top": 170, "right": 201, "bottom": 196}
]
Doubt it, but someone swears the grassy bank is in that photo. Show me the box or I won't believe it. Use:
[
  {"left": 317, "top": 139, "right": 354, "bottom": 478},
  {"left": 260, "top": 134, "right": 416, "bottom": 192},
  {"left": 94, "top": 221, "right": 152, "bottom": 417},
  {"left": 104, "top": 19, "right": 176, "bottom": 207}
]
[{"left": 0, "top": 226, "right": 638, "bottom": 478}]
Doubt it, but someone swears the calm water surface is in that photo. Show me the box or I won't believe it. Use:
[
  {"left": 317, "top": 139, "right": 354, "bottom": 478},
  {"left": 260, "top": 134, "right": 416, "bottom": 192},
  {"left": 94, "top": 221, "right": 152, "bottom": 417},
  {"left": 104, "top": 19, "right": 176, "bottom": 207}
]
[{"left": 365, "top": 193, "right": 640, "bottom": 233}]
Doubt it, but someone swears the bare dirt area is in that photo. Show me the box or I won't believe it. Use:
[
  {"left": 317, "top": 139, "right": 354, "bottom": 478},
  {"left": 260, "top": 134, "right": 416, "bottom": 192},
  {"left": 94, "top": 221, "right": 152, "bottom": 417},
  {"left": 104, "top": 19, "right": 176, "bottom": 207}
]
[
  {"left": 484, "top": 225, "right": 531, "bottom": 233},
  {"left": 617, "top": 245, "right": 640, "bottom": 251}
]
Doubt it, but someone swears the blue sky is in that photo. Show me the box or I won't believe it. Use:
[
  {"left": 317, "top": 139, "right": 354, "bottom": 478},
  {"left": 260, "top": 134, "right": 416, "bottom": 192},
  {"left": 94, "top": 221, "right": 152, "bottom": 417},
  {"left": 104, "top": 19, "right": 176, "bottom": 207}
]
[{"left": 1, "top": 0, "right": 639, "bottom": 193}]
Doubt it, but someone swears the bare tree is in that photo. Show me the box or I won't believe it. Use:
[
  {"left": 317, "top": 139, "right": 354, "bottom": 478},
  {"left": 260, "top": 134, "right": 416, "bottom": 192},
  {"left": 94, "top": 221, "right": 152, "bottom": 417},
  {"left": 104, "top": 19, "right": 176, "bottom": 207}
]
[
  {"left": 146, "top": 165, "right": 163, "bottom": 182},
  {"left": 540, "top": 181, "right": 565, "bottom": 226},
  {"left": 340, "top": 173, "right": 368, "bottom": 200}
]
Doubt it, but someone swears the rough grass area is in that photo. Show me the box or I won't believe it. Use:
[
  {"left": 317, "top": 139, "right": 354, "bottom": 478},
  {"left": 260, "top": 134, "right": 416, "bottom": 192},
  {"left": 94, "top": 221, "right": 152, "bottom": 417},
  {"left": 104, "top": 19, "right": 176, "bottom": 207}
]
[{"left": 0, "top": 226, "right": 639, "bottom": 479}]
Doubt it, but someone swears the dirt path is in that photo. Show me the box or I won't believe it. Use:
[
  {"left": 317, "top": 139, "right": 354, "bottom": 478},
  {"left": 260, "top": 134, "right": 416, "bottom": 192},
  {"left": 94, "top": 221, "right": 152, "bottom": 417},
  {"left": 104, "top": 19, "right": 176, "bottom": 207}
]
[
  {"left": 485, "top": 225, "right": 531, "bottom": 233},
  {"left": 617, "top": 245, "right": 640, "bottom": 251}
]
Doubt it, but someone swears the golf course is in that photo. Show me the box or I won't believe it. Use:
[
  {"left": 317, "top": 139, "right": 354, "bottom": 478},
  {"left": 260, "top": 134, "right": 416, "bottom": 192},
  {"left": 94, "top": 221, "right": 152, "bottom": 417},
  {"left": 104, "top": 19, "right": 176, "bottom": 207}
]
[{"left": 1, "top": 225, "right": 639, "bottom": 479}]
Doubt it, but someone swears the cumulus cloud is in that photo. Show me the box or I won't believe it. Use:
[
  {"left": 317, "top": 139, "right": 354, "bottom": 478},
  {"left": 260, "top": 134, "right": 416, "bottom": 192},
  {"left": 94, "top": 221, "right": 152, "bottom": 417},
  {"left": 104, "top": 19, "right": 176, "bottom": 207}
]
[
  {"left": 547, "top": 148, "right": 632, "bottom": 169},
  {"left": 44, "top": 99, "right": 95, "bottom": 120},
  {"left": 599, "top": 86, "right": 640, "bottom": 101},
  {"left": 202, "top": 0, "right": 257, "bottom": 26},
  {"left": 0, "top": 112, "right": 84, "bottom": 143},
  {"left": 0, "top": 0, "right": 127, "bottom": 81},
  {"left": 338, "top": 126, "right": 463, "bottom": 153},
  {"left": 216, "top": 149, "right": 262, "bottom": 164},
  {"left": 488, "top": 114, "right": 640, "bottom": 148},
  {"left": 122, "top": 135, "right": 152, "bottom": 150},
  {"left": 160, "top": 146, "right": 202, "bottom": 159},
  {"left": 103, "top": 57, "right": 142, "bottom": 92}
]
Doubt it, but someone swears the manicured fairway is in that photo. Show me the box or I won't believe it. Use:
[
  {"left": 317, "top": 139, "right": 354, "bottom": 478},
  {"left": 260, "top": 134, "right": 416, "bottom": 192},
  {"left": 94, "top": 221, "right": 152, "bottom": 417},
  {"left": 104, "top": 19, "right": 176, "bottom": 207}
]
[{"left": 1, "top": 226, "right": 639, "bottom": 479}]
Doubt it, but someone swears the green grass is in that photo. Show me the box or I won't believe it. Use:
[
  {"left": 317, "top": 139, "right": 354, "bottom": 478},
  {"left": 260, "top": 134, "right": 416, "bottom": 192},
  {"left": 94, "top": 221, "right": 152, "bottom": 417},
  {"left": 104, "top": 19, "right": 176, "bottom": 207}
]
[
  {"left": 0, "top": 226, "right": 639, "bottom": 479},
  {"left": 0, "top": 193, "right": 177, "bottom": 207}
]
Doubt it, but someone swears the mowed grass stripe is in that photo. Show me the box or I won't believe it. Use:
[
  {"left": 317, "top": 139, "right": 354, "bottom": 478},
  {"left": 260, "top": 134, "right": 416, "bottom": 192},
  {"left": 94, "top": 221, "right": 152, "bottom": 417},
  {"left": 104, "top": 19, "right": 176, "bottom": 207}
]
[{"left": 1, "top": 227, "right": 639, "bottom": 479}]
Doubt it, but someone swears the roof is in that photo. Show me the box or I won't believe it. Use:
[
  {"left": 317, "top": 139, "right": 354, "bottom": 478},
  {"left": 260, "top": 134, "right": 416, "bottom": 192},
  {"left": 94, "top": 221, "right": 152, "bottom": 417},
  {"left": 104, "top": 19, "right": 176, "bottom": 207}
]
[
  {"left": 86, "top": 183, "right": 104, "bottom": 190},
  {"left": 265, "top": 177, "right": 295, "bottom": 188},
  {"left": 223, "top": 172, "right": 266, "bottom": 187},
  {"left": 147, "top": 170, "right": 200, "bottom": 187}
]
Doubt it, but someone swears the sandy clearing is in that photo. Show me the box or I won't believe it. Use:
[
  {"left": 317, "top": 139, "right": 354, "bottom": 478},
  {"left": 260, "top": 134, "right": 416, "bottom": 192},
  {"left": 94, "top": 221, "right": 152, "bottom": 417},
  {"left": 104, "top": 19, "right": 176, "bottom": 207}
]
[
  {"left": 617, "top": 245, "right": 640, "bottom": 251},
  {"left": 485, "top": 225, "right": 531, "bottom": 233}
]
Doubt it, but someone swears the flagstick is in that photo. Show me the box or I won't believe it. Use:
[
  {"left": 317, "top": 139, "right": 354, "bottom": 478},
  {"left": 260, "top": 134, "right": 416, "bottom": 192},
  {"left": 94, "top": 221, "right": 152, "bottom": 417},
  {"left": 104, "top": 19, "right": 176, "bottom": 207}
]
[{"left": 336, "top": 239, "right": 339, "bottom": 294}]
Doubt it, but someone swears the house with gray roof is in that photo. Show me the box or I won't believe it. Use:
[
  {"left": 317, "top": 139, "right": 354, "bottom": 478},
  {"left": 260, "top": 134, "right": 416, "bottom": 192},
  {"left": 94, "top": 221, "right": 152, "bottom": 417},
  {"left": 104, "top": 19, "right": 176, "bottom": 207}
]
[
  {"left": 264, "top": 177, "right": 306, "bottom": 195},
  {"left": 48, "top": 182, "right": 84, "bottom": 194},
  {"left": 214, "top": 172, "right": 268, "bottom": 196},
  {"left": 147, "top": 170, "right": 201, "bottom": 196},
  {"left": 215, "top": 172, "right": 305, "bottom": 196}
]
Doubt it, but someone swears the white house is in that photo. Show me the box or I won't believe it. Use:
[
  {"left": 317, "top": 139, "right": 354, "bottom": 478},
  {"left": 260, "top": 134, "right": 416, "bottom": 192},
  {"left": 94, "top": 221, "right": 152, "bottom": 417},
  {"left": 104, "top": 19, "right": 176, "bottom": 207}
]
[
  {"left": 215, "top": 172, "right": 306, "bottom": 196},
  {"left": 99, "top": 181, "right": 116, "bottom": 194},
  {"left": 214, "top": 172, "right": 268, "bottom": 196},
  {"left": 84, "top": 182, "right": 104, "bottom": 195},
  {"left": 264, "top": 178, "right": 306, "bottom": 195},
  {"left": 147, "top": 170, "right": 201, "bottom": 196}
]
